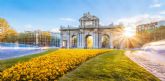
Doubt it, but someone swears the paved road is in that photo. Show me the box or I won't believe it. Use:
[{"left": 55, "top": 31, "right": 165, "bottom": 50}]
[
  {"left": 126, "top": 51, "right": 165, "bottom": 81},
  {"left": 126, "top": 40, "right": 165, "bottom": 81}
]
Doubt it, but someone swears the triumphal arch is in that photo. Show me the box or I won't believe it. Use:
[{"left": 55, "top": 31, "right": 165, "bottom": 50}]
[{"left": 60, "top": 12, "right": 123, "bottom": 48}]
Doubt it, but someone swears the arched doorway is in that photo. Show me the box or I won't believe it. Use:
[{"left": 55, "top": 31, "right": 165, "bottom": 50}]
[
  {"left": 71, "top": 35, "right": 77, "bottom": 48},
  {"left": 85, "top": 35, "right": 93, "bottom": 48},
  {"left": 101, "top": 34, "right": 110, "bottom": 48}
]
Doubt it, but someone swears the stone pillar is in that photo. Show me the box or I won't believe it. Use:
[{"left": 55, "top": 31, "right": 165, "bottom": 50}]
[
  {"left": 77, "top": 33, "right": 80, "bottom": 48},
  {"left": 67, "top": 33, "right": 69, "bottom": 48},
  {"left": 67, "top": 33, "right": 71, "bottom": 48},
  {"left": 95, "top": 33, "right": 99, "bottom": 48},
  {"left": 82, "top": 33, "right": 85, "bottom": 48},
  {"left": 98, "top": 34, "right": 102, "bottom": 48},
  {"left": 97, "top": 33, "right": 99, "bottom": 48},
  {"left": 92, "top": 32, "right": 95, "bottom": 48},
  {"left": 80, "top": 33, "right": 82, "bottom": 48},
  {"left": 93, "top": 32, "right": 98, "bottom": 48},
  {"left": 78, "top": 33, "right": 83, "bottom": 48},
  {"left": 110, "top": 33, "right": 113, "bottom": 48}
]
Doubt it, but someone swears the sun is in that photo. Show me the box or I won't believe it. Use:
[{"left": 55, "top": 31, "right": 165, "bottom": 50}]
[
  {"left": 123, "top": 27, "right": 135, "bottom": 37},
  {"left": 123, "top": 31, "right": 135, "bottom": 37}
]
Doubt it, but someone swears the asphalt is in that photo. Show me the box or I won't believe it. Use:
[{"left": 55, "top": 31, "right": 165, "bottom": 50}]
[{"left": 125, "top": 51, "right": 165, "bottom": 81}]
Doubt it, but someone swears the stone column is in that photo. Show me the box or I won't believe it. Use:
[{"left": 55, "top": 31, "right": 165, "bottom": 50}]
[
  {"left": 98, "top": 34, "right": 102, "bottom": 48},
  {"left": 93, "top": 32, "right": 98, "bottom": 48},
  {"left": 110, "top": 33, "right": 113, "bottom": 48},
  {"left": 82, "top": 33, "right": 85, "bottom": 48},
  {"left": 97, "top": 33, "right": 99, "bottom": 48},
  {"left": 80, "top": 33, "right": 82, "bottom": 48},
  {"left": 95, "top": 33, "right": 98, "bottom": 48},
  {"left": 92, "top": 32, "right": 95, "bottom": 48},
  {"left": 78, "top": 32, "right": 83, "bottom": 48},
  {"left": 77, "top": 33, "right": 80, "bottom": 48},
  {"left": 67, "top": 33, "right": 69, "bottom": 48}
]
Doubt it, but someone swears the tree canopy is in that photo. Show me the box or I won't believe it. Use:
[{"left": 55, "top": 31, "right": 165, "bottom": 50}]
[{"left": 0, "top": 18, "right": 17, "bottom": 42}]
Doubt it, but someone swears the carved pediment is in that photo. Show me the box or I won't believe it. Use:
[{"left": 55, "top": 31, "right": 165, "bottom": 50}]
[
  {"left": 79, "top": 12, "right": 99, "bottom": 21},
  {"left": 79, "top": 12, "right": 99, "bottom": 28}
]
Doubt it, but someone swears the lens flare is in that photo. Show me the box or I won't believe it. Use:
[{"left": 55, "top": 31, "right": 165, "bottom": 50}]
[
  {"left": 112, "top": 27, "right": 141, "bottom": 49},
  {"left": 123, "top": 27, "right": 135, "bottom": 37}
]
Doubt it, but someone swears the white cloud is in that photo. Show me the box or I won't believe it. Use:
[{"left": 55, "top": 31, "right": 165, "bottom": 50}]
[
  {"left": 59, "top": 18, "right": 75, "bottom": 22},
  {"left": 159, "top": 11, "right": 165, "bottom": 15},
  {"left": 150, "top": 0, "right": 163, "bottom": 8},
  {"left": 115, "top": 14, "right": 165, "bottom": 27},
  {"left": 114, "top": 14, "right": 165, "bottom": 33},
  {"left": 150, "top": 3, "right": 162, "bottom": 8}
]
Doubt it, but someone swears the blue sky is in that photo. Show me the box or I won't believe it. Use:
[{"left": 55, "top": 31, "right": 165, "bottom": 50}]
[{"left": 0, "top": 0, "right": 165, "bottom": 32}]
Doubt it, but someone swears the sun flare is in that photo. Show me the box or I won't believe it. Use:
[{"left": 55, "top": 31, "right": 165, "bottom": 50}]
[
  {"left": 123, "top": 31, "right": 135, "bottom": 37},
  {"left": 123, "top": 27, "right": 135, "bottom": 37}
]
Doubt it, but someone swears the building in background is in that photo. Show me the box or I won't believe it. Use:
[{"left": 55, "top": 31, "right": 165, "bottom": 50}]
[
  {"left": 50, "top": 32, "right": 60, "bottom": 47},
  {"left": 60, "top": 12, "right": 124, "bottom": 49},
  {"left": 18, "top": 30, "right": 60, "bottom": 47},
  {"left": 136, "top": 20, "right": 165, "bottom": 46}
]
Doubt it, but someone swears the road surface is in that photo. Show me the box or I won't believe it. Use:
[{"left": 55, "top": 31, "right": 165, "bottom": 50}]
[{"left": 126, "top": 40, "right": 165, "bottom": 81}]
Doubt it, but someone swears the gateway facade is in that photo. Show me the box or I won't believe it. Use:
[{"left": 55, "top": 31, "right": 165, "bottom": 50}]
[{"left": 60, "top": 12, "right": 123, "bottom": 48}]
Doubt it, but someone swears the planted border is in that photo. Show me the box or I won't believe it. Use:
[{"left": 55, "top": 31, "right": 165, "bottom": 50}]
[{"left": 0, "top": 49, "right": 110, "bottom": 80}]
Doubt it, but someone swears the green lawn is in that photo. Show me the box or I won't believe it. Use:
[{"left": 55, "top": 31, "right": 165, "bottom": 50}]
[
  {"left": 0, "top": 48, "right": 57, "bottom": 71},
  {"left": 59, "top": 50, "right": 160, "bottom": 81}
]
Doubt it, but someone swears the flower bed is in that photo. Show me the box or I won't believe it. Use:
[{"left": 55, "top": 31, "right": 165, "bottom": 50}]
[{"left": 0, "top": 49, "right": 110, "bottom": 80}]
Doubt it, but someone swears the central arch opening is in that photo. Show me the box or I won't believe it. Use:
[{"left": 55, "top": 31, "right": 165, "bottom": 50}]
[
  {"left": 85, "top": 35, "right": 93, "bottom": 48},
  {"left": 101, "top": 34, "right": 110, "bottom": 48}
]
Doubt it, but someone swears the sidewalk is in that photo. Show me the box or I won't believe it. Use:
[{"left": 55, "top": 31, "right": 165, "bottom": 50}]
[{"left": 125, "top": 51, "right": 165, "bottom": 81}]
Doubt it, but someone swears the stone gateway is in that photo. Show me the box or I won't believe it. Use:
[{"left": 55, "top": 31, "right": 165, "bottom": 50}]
[{"left": 60, "top": 12, "right": 123, "bottom": 48}]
